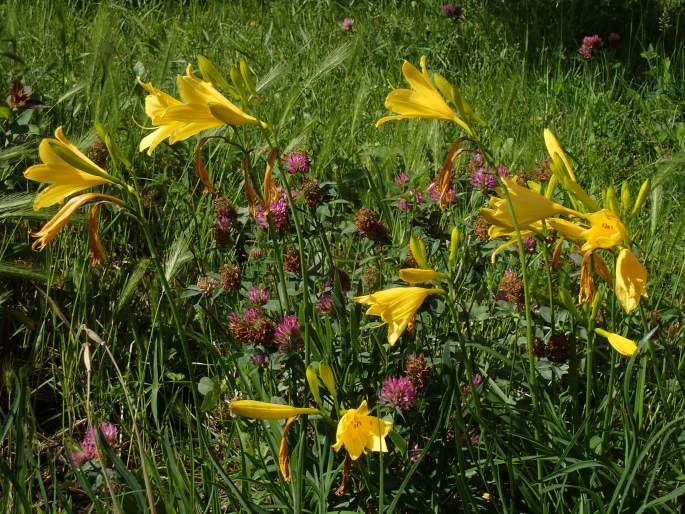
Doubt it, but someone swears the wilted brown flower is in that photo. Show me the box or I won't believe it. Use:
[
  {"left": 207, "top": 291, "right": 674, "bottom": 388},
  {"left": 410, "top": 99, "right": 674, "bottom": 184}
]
[
  {"left": 220, "top": 263, "right": 242, "bottom": 292},
  {"left": 355, "top": 208, "right": 390, "bottom": 244}
]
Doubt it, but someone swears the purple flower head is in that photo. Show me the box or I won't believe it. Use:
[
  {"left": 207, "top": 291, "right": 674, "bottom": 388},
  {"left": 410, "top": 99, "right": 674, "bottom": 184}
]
[
  {"left": 472, "top": 373, "right": 483, "bottom": 388},
  {"left": 254, "top": 205, "right": 269, "bottom": 229},
  {"left": 380, "top": 376, "right": 416, "bottom": 410},
  {"left": 414, "top": 190, "right": 424, "bottom": 204},
  {"left": 285, "top": 151, "right": 310, "bottom": 174},
  {"left": 243, "top": 307, "right": 264, "bottom": 322},
  {"left": 70, "top": 450, "right": 89, "bottom": 466},
  {"left": 247, "top": 287, "right": 270, "bottom": 305},
  {"left": 441, "top": 4, "right": 459, "bottom": 16},
  {"left": 471, "top": 153, "right": 484, "bottom": 167},
  {"left": 270, "top": 193, "right": 289, "bottom": 231},
  {"left": 428, "top": 182, "right": 458, "bottom": 204},
  {"left": 484, "top": 174, "right": 498, "bottom": 190},
  {"left": 214, "top": 214, "right": 232, "bottom": 233},
  {"left": 397, "top": 198, "right": 411, "bottom": 211},
  {"left": 341, "top": 17, "right": 354, "bottom": 31},
  {"left": 315, "top": 293, "right": 335, "bottom": 316},
  {"left": 84, "top": 422, "right": 118, "bottom": 448},
  {"left": 470, "top": 431, "right": 481, "bottom": 445},
  {"left": 582, "top": 34, "right": 603, "bottom": 48},
  {"left": 409, "top": 441, "right": 423, "bottom": 462},
  {"left": 394, "top": 171, "right": 410, "bottom": 185},
  {"left": 471, "top": 169, "right": 485, "bottom": 189},
  {"left": 249, "top": 247, "right": 264, "bottom": 259},
  {"left": 497, "top": 165, "right": 509, "bottom": 178},
  {"left": 274, "top": 314, "right": 302, "bottom": 353},
  {"left": 578, "top": 46, "right": 593, "bottom": 60}
]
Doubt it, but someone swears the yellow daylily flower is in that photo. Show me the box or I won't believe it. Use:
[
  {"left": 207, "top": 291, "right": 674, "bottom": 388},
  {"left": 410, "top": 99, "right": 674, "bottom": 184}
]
[
  {"left": 228, "top": 400, "right": 318, "bottom": 420},
  {"left": 595, "top": 328, "right": 638, "bottom": 357},
  {"left": 376, "top": 57, "right": 470, "bottom": 132},
  {"left": 24, "top": 127, "right": 114, "bottom": 211},
  {"left": 355, "top": 286, "right": 444, "bottom": 346},
  {"left": 579, "top": 209, "right": 627, "bottom": 252},
  {"left": 138, "top": 63, "right": 265, "bottom": 155},
  {"left": 29, "top": 193, "right": 124, "bottom": 251},
  {"left": 332, "top": 400, "right": 392, "bottom": 461},
  {"left": 399, "top": 268, "right": 447, "bottom": 285},
  {"left": 480, "top": 178, "right": 577, "bottom": 229},
  {"left": 615, "top": 248, "right": 648, "bottom": 313}
]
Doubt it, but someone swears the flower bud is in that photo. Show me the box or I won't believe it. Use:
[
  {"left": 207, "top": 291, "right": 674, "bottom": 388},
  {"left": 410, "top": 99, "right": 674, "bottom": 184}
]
[
  {"left": 409, "top": 235, "right": 429, "bottom": 269},
  {"left": 229, "top": 400, "right": 318, "bottom": 420},
  {"left": 630, "top": 179, "right": 650, "bottom": 217},
  {"left": 620, "top": 182, "right": 631, "bottom": 214},
  {"left": 318, "top": 362, "right": 337, "bottom": 401},
  {"left": 306, "top": 366, "right": 321, "bottom": 406},
  {"left": 605, "top": 185, "right": 619, "bottom": 216},
  {"left": 448, "top": 227, "right": 460, "bottom": 265}
]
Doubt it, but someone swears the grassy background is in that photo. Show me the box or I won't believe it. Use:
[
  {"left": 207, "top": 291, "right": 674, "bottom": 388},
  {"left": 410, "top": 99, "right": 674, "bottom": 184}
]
[{"left": 2, "top": 0, "right": 685, "bottom": 512}]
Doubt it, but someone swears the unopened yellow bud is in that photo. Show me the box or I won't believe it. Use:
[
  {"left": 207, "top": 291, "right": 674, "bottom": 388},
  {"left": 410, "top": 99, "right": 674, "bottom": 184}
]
[
  {"left": 605, "top": 185, "right": 619, "bottom": 216},
  {"left": 630, "top": 179, "right": 650, "bottom": 217},
  {"left": 319, "top": 362, "right": 337, "bottom": 400},
  {"left": 306, "top": 366, "right": 321, "bottom": 406},
  {"left": 448, "top": 227, "right": 460, "bottom": 264},
  {"left": 197, "top": 55, "right": 232, "bottom": 92},
  {"left": 620, "top": 182, "right": 631, "bottom": 214},
  {"left": 239, "top": 59, "right": 257, "bottom": 95},
  {"left": 229, "top": 400, "right": 318, "bottom": 420},
  {"left": 409, "top": 235, "right": 429, "bottom": 269}
]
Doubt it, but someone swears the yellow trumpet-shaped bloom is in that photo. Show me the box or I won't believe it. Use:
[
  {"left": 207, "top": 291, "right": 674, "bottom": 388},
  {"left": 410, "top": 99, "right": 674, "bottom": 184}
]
[
  {"left": 579, "top": 209, "right": 627, "bottom": 252},
  {"left": 332, "top": 401, "right": 392, "bottom": 461},
  {"left": 24, "top": 127, "right": 114, "bottom": 211},
  {"left": 480, "top": 178, "right": 576, "bottom": 229},
  {"left": 228, "top": 400, "right": 319, "bottom": 420},
  {"left": 29, "top": 193, "right": 123, "bottom": 251},
  {"left": 595, "top": 328, "right": 638, "bottom": 357},
  {"left": 355, "top": 287, "right": 444, "bottom": 346},
  {"left": 138, "top": 63, "right": 265, "bottom": 155},
  {"left": 615, "top": 248, "right": 648, "bottom": 313},
  {"left": 376, "top": 57, "right": 470, "bottom": 132}
]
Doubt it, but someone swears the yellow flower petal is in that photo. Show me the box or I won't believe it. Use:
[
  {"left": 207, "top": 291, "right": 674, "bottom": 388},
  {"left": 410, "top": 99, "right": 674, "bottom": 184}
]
[
  {"left": 615, "top": 249, "right": 648, "bottom": 313},
  {"left": 544, "top": 128, "right": 576, "bottom": 181},
  {"left": 579, "top": 209, "right": 627, "bottom": 252},
  {"left": 229, "top": 400, "right": 318, "bottom": 420},
  {"left": 333, "top": 401, "right": 392, "bottom": 461}
]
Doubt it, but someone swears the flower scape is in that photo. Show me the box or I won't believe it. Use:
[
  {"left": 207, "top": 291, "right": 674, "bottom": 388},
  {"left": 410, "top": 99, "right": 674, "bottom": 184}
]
[{"left": 3, "top": 3, "right": 684, "bottom": 512}]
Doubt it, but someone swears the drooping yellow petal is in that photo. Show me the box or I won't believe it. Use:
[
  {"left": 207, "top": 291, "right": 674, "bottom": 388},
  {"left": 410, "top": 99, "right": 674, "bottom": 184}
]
[
  {"left": 595, "top": 328, "right": 638, "bottom": 357},
  {"left": 278, "top": 416, "right": 298, "bottom": 483},
  {"left": 332, "top": 401, "right": 392, "bottom": 461},
  {"left": 28, "top": 193, "right": 123, "bottom": 251},
  {"left": 615, "top": 249, "right": 648, "bottom": 313},
  {"left": 228, "top": 400, "right": 318, "bottom": 420},
  {"left": 376, "top": 58, "right": 470, "bottom": 132}
]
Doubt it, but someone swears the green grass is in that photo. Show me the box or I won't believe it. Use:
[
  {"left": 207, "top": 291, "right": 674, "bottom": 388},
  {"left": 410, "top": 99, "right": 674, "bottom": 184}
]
[{"left": 2, "top": 0, "right": 685, "bottom": 512}]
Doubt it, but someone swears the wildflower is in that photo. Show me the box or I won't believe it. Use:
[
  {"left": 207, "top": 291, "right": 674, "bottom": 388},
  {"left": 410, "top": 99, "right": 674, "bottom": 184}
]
[
  {"left": 197, "top": 275, "right": 218, "bottom": 297},
  {"left": 615, "top": 248, "right": 648, "bottom": 313},
  {"left": 219, "top": 263, "right": 242, "bottom": 293},
  {"left": 523, "top": 236, "right": 536, "bottom": 253},
  {"left": 474, "top": 215, "right": 490, "bottom": 242},
  {"left": 300, "top": 177, "right": 322, "bottom": 207},
  {"left": 595, "top": 328, "right": 637, "bottom": 357},
  {"left": 88, "top": 136, "right": 109, "bottom": 169},
  {"left": 363, "top": 265, "right": 380, "bottom": 290},
  {"left": 274, "top": 315, "right": 303, "bottom": 353},
  {"left": 355, "top": 286, "right": 444, "bottom": 346},
  {"left": 84, "top": 422, "right": 119, "bottom": 447},
  {"left": 355, "top": 208, "right": 390, "bottom": 244},
  {"left": 578, "top": 46, "right": 593, "bottom": 59},
  {"left": 315, "top": 293, "right": 335, "bottom": 316},
  {"left": 284, "top": 247, "right": 301, "bottom": 274},
  {"left": 24, "top": 127, "right": 118, "bottom": 210},
  {"left": 405, "top": 354, "right": 430, "bottom": 389},
  {"left": 441, "top": 4, "right": 462, "bottom": 18},
  {"left": 380, "top": 377, "right": 416, "bottom": 410},
  {"left": 228, "top": 308, "right": 274, "bottom": 347},
  {"left": 247, "top": 287, "right": 270, "bottom": 305},
  {"left": 284, "top": 151, "right": 310, "bottom": 174},
  {"left": 376, "top": 57, "right": 470, "bottom": 132},
  {"left": 480, "top": 177, "right": 576, "bottom": 229},
  {"left": 327, "top": 267, "right": 351, "bottom": 292},
  {"left": 229, "top": 399, "right": 318, "bottom": 420},
  {"left": 414, "top": 190, "right": 424, "bottom": 204},
  {"left": 579, "top": 209, "right": 627, "bottom": 252},
  {"left": 332, "top": 401, "right": 392, "bottom": 460},
  {"left": 427, "top": 182, "right": 457, "bottom": 204},
  {"left": 137, "top": 63, "right": 265, "bottom": 155},
  {"left": 399, "top": 268, "right": 447, "bottom": 285},
  {"left": 496, "top": 268, "right": 523, "bottom": 306},
  {"left": 341, "top": 17, "right": 354, "bottom": 31},
  {"left": 28, "top": 193, "right": 123, "bottom": 252},
  {"left": 249, "top": 247, "right": 264, "bottom": 259},
  {"left": 394, "top": 171, "right": 410, "bottom": 185},
  {"left": 582, "top": 34, "right": 604, "bottom": 48}
]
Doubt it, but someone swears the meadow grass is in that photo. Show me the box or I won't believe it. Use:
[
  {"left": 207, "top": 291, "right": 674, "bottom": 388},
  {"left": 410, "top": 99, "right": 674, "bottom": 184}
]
[{"left": 1, "top": 0, "right": 685, "bottom": 512}]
